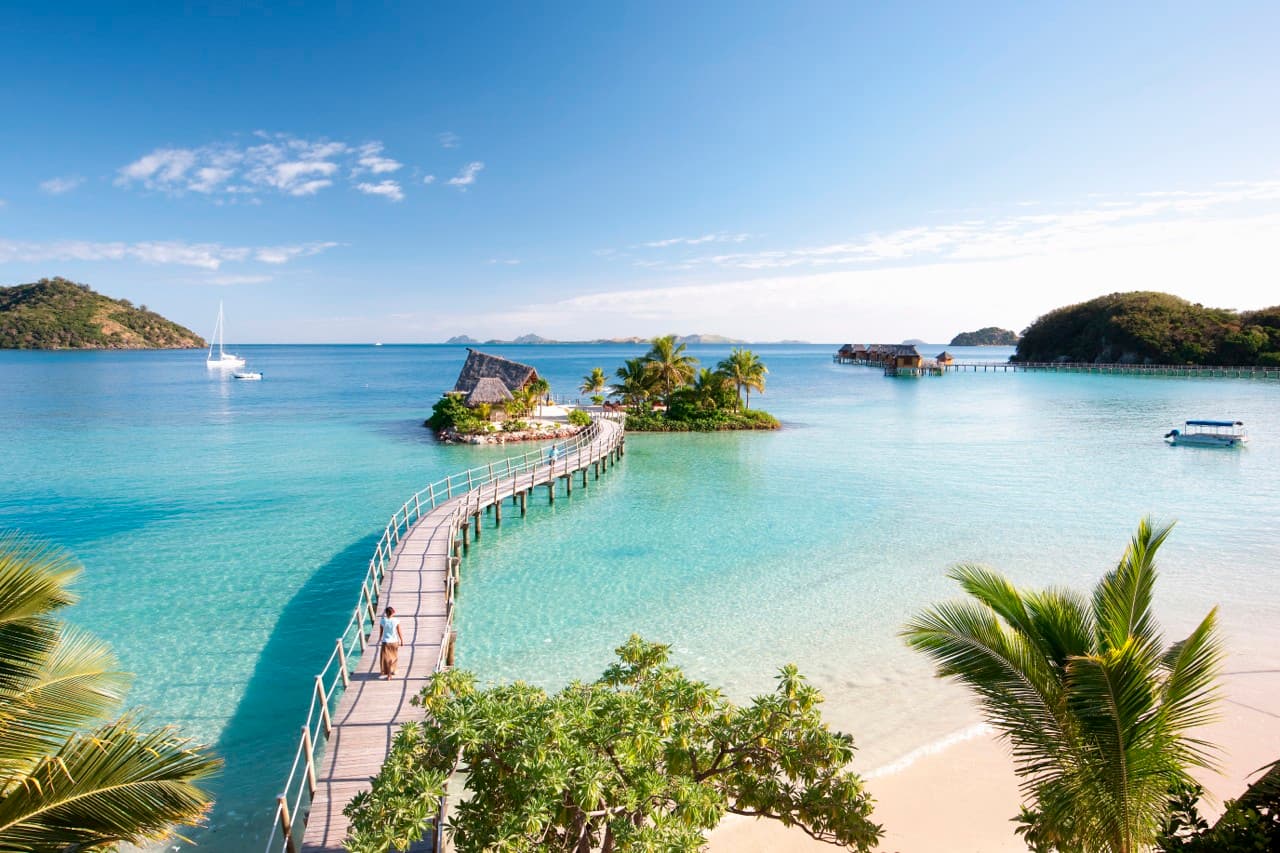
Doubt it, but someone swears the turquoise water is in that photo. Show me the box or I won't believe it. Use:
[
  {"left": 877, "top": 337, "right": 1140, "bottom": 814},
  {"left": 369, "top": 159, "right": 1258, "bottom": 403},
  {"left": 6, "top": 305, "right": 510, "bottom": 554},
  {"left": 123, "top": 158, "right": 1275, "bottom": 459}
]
[{"left": 2, "top": 344, "right": 1278, "bottom": 849}]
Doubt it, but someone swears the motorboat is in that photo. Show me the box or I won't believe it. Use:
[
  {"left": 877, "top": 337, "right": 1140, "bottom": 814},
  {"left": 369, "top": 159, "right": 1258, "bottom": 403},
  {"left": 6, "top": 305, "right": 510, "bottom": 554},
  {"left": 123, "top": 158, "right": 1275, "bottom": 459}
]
[
  {"left": 1165, "top": 420, "right": 1248, "bottom": 447},
  {"left": 233, "top": 371, "right": 263, "bottom": 381}
]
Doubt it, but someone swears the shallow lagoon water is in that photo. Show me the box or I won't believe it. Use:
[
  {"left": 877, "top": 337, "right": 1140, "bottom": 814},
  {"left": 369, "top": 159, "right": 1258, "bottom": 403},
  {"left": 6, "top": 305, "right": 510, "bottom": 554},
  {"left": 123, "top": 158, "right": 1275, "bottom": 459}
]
[{"left": 1, "top": 344, "right": 1277, "bottom": 850}]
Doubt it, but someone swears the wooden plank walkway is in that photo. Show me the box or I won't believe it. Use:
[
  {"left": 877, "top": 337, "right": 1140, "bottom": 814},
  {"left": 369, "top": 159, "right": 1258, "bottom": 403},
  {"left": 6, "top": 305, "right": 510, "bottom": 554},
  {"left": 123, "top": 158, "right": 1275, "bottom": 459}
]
[{"left": 299, "top": 417, "right": 625, "bottom": 852}]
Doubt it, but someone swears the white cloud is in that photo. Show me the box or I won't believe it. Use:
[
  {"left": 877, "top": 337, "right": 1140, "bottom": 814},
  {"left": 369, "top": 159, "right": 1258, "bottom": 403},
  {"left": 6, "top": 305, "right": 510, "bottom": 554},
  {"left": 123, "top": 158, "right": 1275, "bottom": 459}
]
[
  {"left": 639, "top": 232, "right": 751, "bottom": 248},
  {"left": 39, "top": 176, "right": 85, "bottom": 195},
  {"left": 438, "top": 131, "right": 460, "bottom": 149},
  {"left": 436, "top": 177, "right": 1280, "bottom": 342},
  {"left": 115, "top": 134, "right": 412, "bottom": 199},
  {"left": 448, "top": 161, "right": 484, "bottom": 188},
  {"left": 422, "top": 175, "right": 436, "bottom": 185},
  {"left": 0, "top": 238, "right": 338, "bottom": 271},
  {"left": 205, "top": 274, "right": 273, "bottom": 285},
  {"left": 354, "top": 180, "right": 405, "bottom": 202},
  {"left": 487, "top": 258, "right": 520, "bottom": 265},
  {"left": 354, "top": 142, "right": 402, "bottom": 175}
]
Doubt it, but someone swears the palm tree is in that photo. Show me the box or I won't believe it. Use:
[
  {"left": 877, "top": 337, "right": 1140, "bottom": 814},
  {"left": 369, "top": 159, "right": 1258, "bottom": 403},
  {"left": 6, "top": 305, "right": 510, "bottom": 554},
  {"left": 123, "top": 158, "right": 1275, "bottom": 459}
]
[
  {"left": 642, "top": 335, "right": 697, "bottom": 401},
  {"left": 903, "top": 519, "right": 1221, "bottom": 853},
  {"left": 527, "top": 377, "right": 550, "bottom": 417},
  {"left": 614, "top": 358, "right": 654, "bottom": 408},
  {"left": 580, "top": 367, "right": 607, "bottom": 399},
  {"left": 692, "top": 368, "right": 729, "bottom": 409},
  {"left": 0, "top": 534, "right": 219, "bottom": 849},
  {"left": 717, "top": 348, "right": 768, "bottom": 410}
]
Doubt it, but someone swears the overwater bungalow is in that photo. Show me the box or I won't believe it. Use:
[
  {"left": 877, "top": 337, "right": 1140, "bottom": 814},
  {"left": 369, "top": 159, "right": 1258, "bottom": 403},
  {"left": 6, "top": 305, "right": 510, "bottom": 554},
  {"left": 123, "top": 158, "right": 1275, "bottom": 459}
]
[
  {"left": 936, "top": 350, "right": 954, "bottom": 366},
  {"left": 450, "top": 349, "right": 540, "bottom": 414}
]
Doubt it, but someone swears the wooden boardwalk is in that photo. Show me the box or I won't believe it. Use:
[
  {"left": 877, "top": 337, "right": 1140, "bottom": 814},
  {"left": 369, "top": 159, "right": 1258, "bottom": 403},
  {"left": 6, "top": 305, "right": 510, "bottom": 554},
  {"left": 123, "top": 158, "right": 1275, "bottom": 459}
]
[{"left": 292, "top": 417, "right": 626, "bottom": 853}]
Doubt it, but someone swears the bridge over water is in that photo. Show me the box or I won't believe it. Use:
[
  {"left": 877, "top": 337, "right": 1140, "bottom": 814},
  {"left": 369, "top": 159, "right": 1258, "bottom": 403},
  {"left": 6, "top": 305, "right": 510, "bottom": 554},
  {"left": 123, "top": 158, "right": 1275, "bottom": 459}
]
[{"left": 265, "top": 416, "right": 627, "bottom": 853}]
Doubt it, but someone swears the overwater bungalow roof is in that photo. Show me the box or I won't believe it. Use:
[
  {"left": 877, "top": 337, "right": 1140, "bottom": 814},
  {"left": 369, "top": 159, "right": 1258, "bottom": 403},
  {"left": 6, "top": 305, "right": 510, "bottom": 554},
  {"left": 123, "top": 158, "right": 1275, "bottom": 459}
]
[{"left": 452, "top": 348, "right": 539, "bottom": 394}]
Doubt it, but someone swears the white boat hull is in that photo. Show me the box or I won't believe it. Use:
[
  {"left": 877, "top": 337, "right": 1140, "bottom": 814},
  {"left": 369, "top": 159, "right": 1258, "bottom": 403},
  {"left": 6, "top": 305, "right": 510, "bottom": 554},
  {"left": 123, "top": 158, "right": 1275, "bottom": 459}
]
[
  {"left": 233, "top": 371, "right": 262, "bottom": 381},
  {"left": 207, "top": 355, "right": 246, "bottom": 369},
  {"left": 1167, "top": 434, "right": 1247, "bottom": 448}
]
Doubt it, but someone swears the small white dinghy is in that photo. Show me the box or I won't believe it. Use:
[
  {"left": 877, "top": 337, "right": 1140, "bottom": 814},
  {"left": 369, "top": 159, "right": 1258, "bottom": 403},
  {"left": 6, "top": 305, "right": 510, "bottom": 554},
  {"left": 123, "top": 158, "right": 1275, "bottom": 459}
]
[
  {"left": 1165, "top": 420, "right": 1248, "bottom": 447},
  {"left": 233, "top": 371, "right": 263, "bottom": 381}
]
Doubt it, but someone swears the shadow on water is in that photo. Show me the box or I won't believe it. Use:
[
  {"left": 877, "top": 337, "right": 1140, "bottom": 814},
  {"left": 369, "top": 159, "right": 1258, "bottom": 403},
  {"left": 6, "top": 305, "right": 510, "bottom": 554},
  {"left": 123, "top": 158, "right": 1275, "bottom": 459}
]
[{"left": 192, "top": 532, "right": 382, "bottom": 853}]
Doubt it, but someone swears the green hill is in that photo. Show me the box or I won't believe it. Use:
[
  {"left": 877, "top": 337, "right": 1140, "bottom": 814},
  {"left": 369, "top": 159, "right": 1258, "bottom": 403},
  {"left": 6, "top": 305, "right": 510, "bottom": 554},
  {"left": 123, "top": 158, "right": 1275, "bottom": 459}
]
[
  {"left": 950, "top": 327, "right": 1018, "bottom": 346},
  {"left": 0, "top": 277, "right": 205, "bottom": 350},
  {"left": 1015, "top": 291, "right": 1280, "bottom": 366}
]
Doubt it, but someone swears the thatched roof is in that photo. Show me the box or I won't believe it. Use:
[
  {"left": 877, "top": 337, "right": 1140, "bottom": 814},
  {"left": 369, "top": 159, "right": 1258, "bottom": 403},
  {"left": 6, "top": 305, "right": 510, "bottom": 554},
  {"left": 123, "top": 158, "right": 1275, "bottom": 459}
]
[
  {"left": 452, "top": 348, "right": 538, "bottom": 394},
  {"left": 936, "top": 350, "right": 953, "bottom": 361},
  {"left": 466, "top": 377, "right": 514, "bottom": 406}
]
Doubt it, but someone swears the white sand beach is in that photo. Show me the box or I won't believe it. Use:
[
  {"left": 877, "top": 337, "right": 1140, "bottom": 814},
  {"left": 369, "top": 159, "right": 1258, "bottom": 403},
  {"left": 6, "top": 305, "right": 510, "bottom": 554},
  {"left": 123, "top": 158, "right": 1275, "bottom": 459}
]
[{"left": 708, "top": 670, "right": 1280, "bottom": 852}]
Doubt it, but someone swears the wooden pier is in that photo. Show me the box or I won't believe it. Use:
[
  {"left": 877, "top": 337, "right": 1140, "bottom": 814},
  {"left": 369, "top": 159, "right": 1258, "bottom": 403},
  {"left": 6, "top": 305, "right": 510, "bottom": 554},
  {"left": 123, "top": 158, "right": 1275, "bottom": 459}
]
[
  {"left": 941, "top": 361, "right": 1280, "bottom": 379},
  {"left": 266, "top": 416, "right": 626, "bottom": 853}
]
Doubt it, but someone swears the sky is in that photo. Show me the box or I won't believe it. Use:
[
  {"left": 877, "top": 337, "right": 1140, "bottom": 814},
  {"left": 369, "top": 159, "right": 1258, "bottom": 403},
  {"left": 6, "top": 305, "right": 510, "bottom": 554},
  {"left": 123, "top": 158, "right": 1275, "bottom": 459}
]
[{"left": 2, "top": 1, "right": 1279, "bottom": 344}]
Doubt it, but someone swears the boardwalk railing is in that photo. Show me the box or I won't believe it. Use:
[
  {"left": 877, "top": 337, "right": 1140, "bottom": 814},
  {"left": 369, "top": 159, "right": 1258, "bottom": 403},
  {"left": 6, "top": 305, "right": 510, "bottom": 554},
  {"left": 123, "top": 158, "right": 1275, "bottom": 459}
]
[
  {"left": 266, "top": 415, "right": 624, "bottom": 853},
  {"left": 943, "top": 361, "right": 1280, "bottom": 379}
]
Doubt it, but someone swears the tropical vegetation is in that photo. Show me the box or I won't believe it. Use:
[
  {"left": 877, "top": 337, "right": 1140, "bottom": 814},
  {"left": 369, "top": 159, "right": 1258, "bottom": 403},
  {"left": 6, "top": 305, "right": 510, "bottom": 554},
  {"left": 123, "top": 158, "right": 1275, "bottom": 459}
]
[
  {"left": 950, "top": 326, "right": 1019, "bottom": 346},
  {"left": 904, "top": 519, "right": 1222, "bottom": 853},
  {"left": 0, "top": 277, "right": 205, "bottom": 349},
  {"left": 580, "top": 366, "right": 608, "bottom": 401},
  {"left": 1157, "top": 759, "right": 1280, "bottom": 851},
  {"left": 612, "top": 337, "right": 779, "bottom": 431},
  {"left": 1014, "top": 291, "right": 1280, "bottom": 365},
  {"left": 343, "top": 635, "right": 881, "bottom": 853},
  {"left": 0, "top": 534, "right": 219, "bottom": 850}
]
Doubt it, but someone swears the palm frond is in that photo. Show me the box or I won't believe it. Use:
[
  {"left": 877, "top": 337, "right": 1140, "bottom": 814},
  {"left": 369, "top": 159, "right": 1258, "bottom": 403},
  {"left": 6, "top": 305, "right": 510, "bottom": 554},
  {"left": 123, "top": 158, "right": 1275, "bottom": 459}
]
[
  {"left": 1157, "top": 607, "right": 1222, "bottom": 765},
  {"left": 0, "top": 626, "right": 129, "bottom": 784},
  {"left": 0, "top": 716, "right": 219, "bottom": 850},
  {"left": 0, "top": 535, "right": 80, "bottom": 694},
  {"left": 1092, "top": 517, "right": 1172, "bottom": 653}
]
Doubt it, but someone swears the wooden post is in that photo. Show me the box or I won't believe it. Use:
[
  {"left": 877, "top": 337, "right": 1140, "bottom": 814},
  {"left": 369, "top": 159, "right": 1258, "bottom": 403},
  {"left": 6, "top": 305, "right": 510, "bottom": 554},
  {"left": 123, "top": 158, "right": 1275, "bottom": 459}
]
[
  {"left": 316, "top": 676, "right": 332, "bottom": 736},
  {"left": 582, "top": 468, "right": 588, "bottom": 488},
  {"left": 473, "top": 512, "right": 481, "bottom": 540},
  {"left": 548, "top": 481, "right": 555, "bottom": 504},
  {"left": 355, "top": 606, "right": 367, "bottom": 651},
  {"left": 461, "top": 523, "right": 470, "bottom": 551},
  {"left": 594, "top": 460, "right": 600, "bottom": 480},
  {"left": 336, "top": 638, "right": 349, "bottom": 687},
  {"left": 494, "top": 500, "right": 502, "bottom": 526},
  {"left": 565, "top": 473, "right": 572, "bottom": 496},
  {"left": 301, "top": 725, "right": 318, "bottom": 794},
  {"left": 277, "top": 795, "right": 298, "bottom": 853},
  {"left": 446, "top": 630, "right": 457, "bottom": 667},
  {"left": 520, "top": 490, "right": 527, "bottom": 516}
]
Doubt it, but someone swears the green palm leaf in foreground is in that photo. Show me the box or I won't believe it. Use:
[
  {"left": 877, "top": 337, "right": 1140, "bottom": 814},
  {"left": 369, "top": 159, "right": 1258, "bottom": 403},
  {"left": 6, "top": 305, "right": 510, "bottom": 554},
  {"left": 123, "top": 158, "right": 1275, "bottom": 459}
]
[
  {"left": 903, "top": 519, "right": 1222, "bottom": 853},
  {"left": 0, "top": 533, "right": 219, "bottom": 851}
]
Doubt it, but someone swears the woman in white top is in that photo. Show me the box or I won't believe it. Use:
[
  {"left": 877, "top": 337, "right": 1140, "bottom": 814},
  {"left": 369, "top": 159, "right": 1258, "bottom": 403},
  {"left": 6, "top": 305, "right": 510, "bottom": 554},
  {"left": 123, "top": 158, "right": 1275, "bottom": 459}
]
[{"left": 378, "top": 605, "right": 405, "bottom": 678}]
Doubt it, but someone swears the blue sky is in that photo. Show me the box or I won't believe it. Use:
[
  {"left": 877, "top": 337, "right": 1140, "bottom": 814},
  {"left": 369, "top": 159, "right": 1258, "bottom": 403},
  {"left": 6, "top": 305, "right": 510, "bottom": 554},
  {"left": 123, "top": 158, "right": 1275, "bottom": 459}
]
[{"left": 2, "top": 2, "right": 1279, "bottom": 342}]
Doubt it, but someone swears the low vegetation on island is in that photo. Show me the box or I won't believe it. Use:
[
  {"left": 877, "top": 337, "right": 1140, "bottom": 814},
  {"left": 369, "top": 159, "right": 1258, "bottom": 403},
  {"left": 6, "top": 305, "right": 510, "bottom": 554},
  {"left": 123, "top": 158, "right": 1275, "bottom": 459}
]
[
  {"left": 0, "top": 534, "right": 218, "bottom": 849},
  {"left": 607, "top": 336, "right": 780, "bottom": 432},
  {"left": 950, "top": 326, "right": 1019, "bottom": 346},
  {"left": 1015, "top": 291, "right": 1280, "bottom": 366},
  {"left": 0, "top": 277, "right": 205, "bottom": 349}
]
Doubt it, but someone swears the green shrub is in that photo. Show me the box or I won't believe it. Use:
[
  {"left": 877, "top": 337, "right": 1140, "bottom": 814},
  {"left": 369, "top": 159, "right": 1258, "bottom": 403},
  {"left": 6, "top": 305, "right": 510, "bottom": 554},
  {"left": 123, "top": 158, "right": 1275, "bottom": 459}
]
[
  {"left": 567, "top": 409, "right": 592, "bottom": 427},
  {"left": 502, "top": 419, "right": 530, "bottom": 432}
]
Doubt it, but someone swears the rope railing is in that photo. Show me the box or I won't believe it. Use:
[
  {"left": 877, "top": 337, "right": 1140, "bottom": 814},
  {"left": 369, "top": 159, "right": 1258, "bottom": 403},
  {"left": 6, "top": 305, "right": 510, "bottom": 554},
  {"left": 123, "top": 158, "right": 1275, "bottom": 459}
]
[{"left": 265, "top": 413, "right": 625, "bottom": 853}]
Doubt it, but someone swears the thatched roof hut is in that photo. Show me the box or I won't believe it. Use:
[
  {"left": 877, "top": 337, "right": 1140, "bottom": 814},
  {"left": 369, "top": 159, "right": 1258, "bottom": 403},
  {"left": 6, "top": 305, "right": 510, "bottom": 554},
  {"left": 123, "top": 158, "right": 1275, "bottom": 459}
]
[
  {"left": 452, "top": 349, "right": 539, "bottom": 395},
  {"left": 936, "top": 350, "right": 954, "bottom": 365},
  {"left": 465, "top": 377, "right": 514, "bottom": 407}
]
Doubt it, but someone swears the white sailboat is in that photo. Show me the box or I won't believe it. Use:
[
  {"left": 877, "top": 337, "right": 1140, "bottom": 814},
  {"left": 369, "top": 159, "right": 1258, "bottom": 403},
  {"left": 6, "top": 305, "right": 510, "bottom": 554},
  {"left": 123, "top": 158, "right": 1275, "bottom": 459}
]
[{"left": 206, "top": 302, "right": 246, "bottom": 369}]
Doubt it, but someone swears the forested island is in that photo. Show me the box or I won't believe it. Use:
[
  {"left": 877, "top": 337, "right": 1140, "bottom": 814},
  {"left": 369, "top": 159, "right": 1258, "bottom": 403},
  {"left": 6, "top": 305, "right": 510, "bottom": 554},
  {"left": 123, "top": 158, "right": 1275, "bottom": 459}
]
[
  {"left": 1015, "top": 291, "right": 1280, "bottom": 365},
  {"left": 0, "top": 277, "right": 204, "bottom": 349},
  {"left": 950, "top": 326, "right": 1019, "bottom": 346}
]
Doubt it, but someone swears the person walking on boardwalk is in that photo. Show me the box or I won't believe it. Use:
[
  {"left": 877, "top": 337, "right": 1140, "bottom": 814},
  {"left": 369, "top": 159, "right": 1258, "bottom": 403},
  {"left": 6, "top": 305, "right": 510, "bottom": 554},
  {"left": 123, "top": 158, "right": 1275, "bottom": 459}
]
[{"left": 377, "top": 606, "right": 405, "bottom": 678}]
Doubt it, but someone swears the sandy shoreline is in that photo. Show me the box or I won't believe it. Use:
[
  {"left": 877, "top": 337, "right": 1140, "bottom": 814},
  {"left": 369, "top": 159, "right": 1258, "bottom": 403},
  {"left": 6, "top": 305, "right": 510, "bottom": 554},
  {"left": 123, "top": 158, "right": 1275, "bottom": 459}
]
[{"left": 707, "top": 670, "right": 1280, "bottom": 852}]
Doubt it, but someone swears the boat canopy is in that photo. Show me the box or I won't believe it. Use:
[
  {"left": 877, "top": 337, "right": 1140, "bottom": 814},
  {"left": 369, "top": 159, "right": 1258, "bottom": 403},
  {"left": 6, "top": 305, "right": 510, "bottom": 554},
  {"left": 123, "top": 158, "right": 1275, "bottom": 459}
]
[{"left": 1186, "top": 420, "right": 1243, "bottom": 427}]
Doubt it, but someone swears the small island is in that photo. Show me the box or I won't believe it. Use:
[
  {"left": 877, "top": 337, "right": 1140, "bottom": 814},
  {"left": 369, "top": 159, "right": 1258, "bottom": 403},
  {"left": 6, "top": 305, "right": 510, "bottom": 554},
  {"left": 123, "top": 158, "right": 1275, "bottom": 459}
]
[
  {"left": 608, "top": 336, "right": 780, "bottom": 432},
  {"left": 1015, "top": 291, "right": 1280, "bottom": 365},
  {"left": 950, "top": 326, "right": 1019, "bottom": 346},
  {"left": 0, "top": 277, "right": 204, "bottom": 349}
]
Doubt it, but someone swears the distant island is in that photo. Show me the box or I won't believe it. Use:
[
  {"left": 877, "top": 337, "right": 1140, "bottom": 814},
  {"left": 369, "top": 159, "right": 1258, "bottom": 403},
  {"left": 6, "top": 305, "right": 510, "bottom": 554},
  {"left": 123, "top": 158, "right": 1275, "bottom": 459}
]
[
  {"left": 1015, "top": 291, "right": 1280, "bottom": 366},
  {"left": 950, "top": 327, "right": 1019, "bottom": 346},
  {"left": 443, "top": 333, "right": 803, "bottom": 346},
  {"left": 901, "top": 338, "right": 927, "bottom": 346},
  {"left": 0, "top": 277, "right": 205, "bottom": 350}
]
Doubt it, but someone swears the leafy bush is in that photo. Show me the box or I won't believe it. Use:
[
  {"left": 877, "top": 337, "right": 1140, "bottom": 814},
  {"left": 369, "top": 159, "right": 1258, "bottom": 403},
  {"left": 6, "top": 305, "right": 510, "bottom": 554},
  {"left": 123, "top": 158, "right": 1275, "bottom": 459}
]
[
  {"left": 501, "top": 419, "right": 530, "bottom": 432},
  {"left": 567, "top": 409, "right": 591, "bottom": 427},
  {"left": 625, "top": 407, "right": 779, "bottom": 432}
]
